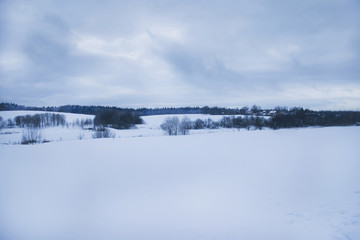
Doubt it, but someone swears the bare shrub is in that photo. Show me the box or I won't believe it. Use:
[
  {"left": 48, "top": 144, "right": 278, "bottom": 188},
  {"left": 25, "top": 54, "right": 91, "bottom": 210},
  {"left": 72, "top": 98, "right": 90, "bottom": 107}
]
[
  {"left": 160, "top": 116, "right": 192, "bottom": 135},
  {"left": 160, "top": 117, "right": 180, "bottom": 135},
  {"left": 21, "top": 127, "right": 42, "bottom": 144},
  {"left": 0, "top": 116, "right": 6, "bottom": 130},
  {"left": 92, "top": 127, "right": 116, "bottom": 139},
  {"left": 179, "top": 117, "right": 192, "bottom": 135},
  {"left": 78, "top": 133, "right": 85, "bottom": 140}
]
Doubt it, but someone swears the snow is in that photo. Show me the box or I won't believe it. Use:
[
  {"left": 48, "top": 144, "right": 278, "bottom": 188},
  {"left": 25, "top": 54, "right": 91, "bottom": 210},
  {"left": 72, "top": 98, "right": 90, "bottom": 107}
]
[{"left": 0, "top": 126, "right": 359, "bottom": 240}]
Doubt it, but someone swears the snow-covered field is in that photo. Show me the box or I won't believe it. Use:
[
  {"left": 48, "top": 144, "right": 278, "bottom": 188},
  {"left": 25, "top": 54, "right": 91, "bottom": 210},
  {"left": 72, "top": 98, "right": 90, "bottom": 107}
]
[{"left": 0, "top": 124, "right": 359, "bottom": 240}]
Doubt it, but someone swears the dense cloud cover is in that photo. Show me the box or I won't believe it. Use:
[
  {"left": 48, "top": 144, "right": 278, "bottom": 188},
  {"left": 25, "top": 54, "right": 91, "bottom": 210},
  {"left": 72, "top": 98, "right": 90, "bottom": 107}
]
[{"left": 0, "top": 0, "right": 359, "bottom": 109}]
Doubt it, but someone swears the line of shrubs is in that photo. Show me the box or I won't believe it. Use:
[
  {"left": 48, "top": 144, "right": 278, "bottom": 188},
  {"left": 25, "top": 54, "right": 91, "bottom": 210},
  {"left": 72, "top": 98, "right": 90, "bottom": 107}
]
[{"left": 160, "top": 115, "right": 268, "bottom": 135}]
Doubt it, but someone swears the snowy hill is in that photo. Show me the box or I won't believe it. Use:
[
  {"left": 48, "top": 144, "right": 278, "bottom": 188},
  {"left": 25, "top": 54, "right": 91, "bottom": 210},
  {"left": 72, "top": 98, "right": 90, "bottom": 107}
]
[
  {"left": 0, "top": 126, "right": 359, "bottom": 240},
  {"left": 0, "top": 111, "right": 95, "bottom": 144},
  {"left": 0, "top": 110, "right": 95, "bottom": 122}
]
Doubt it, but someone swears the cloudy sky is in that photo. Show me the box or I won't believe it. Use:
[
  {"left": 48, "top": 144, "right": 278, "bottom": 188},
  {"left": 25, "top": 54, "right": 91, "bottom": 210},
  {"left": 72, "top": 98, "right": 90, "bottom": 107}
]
[{"left": 0, "top": 0, "right": 359, "bottom": 109}]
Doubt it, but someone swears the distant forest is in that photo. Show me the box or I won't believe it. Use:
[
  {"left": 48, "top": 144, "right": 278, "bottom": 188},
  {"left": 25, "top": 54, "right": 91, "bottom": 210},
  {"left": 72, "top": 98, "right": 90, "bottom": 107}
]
[{"left": 1, "top": 102, "right": 360, "bottom": 129}]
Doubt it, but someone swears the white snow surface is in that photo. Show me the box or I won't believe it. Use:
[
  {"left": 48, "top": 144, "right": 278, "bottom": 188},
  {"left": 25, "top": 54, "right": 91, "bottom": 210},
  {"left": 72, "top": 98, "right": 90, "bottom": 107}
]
[{"left": 0, "top": 126, "right": 359, "bottom": 240}]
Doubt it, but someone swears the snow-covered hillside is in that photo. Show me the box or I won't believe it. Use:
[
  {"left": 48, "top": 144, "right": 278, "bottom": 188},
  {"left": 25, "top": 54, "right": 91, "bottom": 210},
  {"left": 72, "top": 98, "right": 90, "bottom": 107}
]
[
  {"left": 0, "top": 111, "right": 95, "bottom": 144},
  {"left": 0, "top": 126, "right": 359, "bottom": 240},
  {"left": 0, "top": 110, "right": 95, "bottom": 122}
]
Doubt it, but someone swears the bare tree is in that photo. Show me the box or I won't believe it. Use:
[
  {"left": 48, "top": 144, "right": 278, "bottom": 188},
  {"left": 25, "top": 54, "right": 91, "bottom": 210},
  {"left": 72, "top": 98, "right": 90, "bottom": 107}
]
[
  {"left": 0, "top": 117, "right": 5, "bottom": 130},
  {"left": 193, "top": 119, "right": 205, "bottom": 129},
  {"left": 92, "top": 126, "right": 116, "bottom": 139},
  {"left": 160, "top": 116, "right": 180, "bottom": 135},
  {"left": 179, "top": 117, "right": 192, "bottom": 135},
  {"left": 21, "top": 127, "right": 42, "bottom": 144}
]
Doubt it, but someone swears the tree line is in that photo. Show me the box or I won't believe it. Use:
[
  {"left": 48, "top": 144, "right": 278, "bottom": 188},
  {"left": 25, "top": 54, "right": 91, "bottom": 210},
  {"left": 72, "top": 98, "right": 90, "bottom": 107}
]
[
  {"left": 14, "top": 113, "right": 66, "bottom": 128},
  {"left": 1, "top": 102, "right": 360, "bottom": 129},
  {"left": 160, "top": 116, "right": 268, "bottom": 135},
  {"left": 160, "top": 110, "right": 360, "bottom": 135},
  {"left": 268, "top": 108, "right": 360, "bottom": 129},
  {"left": 0, "top": 103, "right": 268, "bottom": 116}
]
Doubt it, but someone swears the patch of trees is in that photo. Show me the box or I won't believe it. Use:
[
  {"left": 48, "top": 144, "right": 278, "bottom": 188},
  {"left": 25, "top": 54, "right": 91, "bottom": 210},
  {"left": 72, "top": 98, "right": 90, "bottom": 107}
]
[
  {"left": 207, "top": 116, "right": 266, "bottom": 130},
  {"left": 160, "top": 116, "right": 192, "bottom": 135},
  {"left": 92, "top": 126, "right": 116, "bottom": 139},
  {"left": 14, "top": 113, "right": 66, "bottom": 128},
  {"left": 0, "top": 117, "right": 6, "bottom": 130},
  {"left": 160, "top": 116, "right": 268, "bottom": 135},
  {"left": 21, "top": 128, "right": 43, "bottom": 144},
  {"left": 268, "top": 108, "right": 360, "bottom": 129},
  {"left": 94, "top": 109, "right": 143, "bottom": 129}
]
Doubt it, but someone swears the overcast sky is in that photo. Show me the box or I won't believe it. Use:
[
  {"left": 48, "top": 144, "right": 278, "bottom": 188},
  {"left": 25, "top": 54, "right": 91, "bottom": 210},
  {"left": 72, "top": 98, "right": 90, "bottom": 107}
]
[{"left": 0, "top": 0, "right": 359, "bottom": 109}]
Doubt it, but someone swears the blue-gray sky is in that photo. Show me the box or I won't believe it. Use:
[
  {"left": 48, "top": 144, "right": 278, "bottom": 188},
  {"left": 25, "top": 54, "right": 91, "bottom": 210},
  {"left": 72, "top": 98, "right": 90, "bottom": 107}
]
[{"left": 0, "top": 0, "right": 359, "bottom": 109}]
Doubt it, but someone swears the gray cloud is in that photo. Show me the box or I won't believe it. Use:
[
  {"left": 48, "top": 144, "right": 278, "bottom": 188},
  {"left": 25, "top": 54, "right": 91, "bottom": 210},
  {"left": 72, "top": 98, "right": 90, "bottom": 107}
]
[{"left": 0, "top": 0, "right": 359, "bottom": 109}]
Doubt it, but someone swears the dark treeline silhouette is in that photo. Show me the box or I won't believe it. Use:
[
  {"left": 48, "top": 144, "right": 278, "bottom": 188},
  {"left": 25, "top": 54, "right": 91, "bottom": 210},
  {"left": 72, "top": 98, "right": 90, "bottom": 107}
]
[
  {"left": 137, "top": 106, "right": 248, "bottom": 115},
  {"left": 136, "top": 107, "right": 202, "bottom": 115},
  {"left": 0, "top": 103, "right": 238, "bottom": 115},
  {"left": 0, "top": 103, "right": 257, "bottom": 116},
  {"left": 0, "top": 102, "right": 137, "bottom": 115},
  {"left": 186, "top": 116, "right": 266, "bottom": 131},
  {"left": 14, "top": 113, "right": 66, "bottom": 128},
  {"left": 94, "top": 109, "right": 143, "bottom": 129},
  {"left": 268, "top": 108, "right": 360, "bottom": 129},
  {"left": 1, "top": 103, "right": 360, "bottom": 129}
]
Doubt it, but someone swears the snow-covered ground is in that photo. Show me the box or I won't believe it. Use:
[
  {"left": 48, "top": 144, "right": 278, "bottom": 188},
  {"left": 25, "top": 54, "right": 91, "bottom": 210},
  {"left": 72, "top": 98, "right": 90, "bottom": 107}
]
[{"left": 0, "top": 126, "right": 359, "bottom": 240}]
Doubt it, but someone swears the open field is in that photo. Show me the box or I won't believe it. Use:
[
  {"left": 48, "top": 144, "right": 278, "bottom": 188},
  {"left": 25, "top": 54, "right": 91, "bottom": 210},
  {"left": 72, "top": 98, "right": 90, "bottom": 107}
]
[{"left": 1, "top": 126, "right": 359, "bottom": 240}]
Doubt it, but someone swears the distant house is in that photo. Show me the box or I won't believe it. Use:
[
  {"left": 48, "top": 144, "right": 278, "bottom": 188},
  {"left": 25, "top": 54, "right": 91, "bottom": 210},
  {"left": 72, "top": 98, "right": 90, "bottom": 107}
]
[{"left": 269, "top": 110, "right": 277, "bottom": 117}]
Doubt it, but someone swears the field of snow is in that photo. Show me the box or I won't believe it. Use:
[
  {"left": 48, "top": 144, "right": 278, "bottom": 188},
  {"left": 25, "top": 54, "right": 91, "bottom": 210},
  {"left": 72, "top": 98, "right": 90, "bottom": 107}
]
[{"left": 0, "top": 126, "right": 359, "bottom": 240}]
